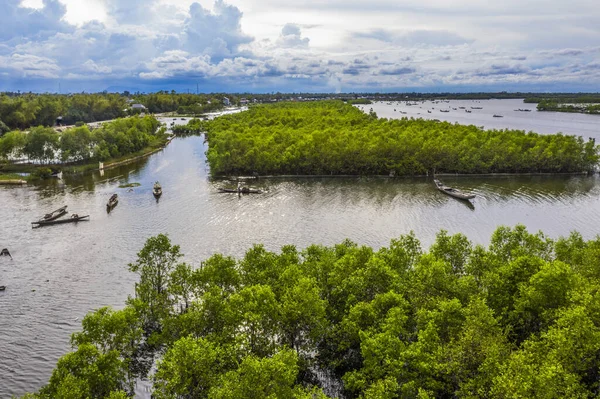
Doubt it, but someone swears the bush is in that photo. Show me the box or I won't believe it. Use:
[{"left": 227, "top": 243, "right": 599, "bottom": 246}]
[{"left": 32, "top": 167, "right": 52, "bottom": 179}]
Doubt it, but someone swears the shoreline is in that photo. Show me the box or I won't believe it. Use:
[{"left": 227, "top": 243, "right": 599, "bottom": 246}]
[
  {"left": 0, "top": 137, "right": 173, "bottom": 178},
  {"left": 219, "top": 171, "right": 593, "bottom": 180},
  {"left": 0, "top": 179, "right": 27, "bottom": 185}
]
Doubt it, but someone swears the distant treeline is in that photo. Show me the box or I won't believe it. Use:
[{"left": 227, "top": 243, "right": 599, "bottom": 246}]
[
  {"left": 0, "top": 116, "right": 164, "bottom": 164},
  {"left": 204, "top": 101, "right": 599, "bottom": 176},
  {"left": 524, "top": 94, "right": 600, "bottom": 104},
  {"left": 0, "top": 92, "right": 242, "bottom": 131},
  {"left": 24, "top": 226, "right": 600, "bottom": 398},
  {"left": 347, "top": 99, "right": 372, "bottom": 104},
  {"left": 534, "top": 100, "right": 600, "bottom": 115}
]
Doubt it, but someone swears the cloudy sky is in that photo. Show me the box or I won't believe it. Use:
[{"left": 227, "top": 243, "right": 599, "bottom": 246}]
[{"left": 1, "top": 0, "right": 599, "bottom": 93}]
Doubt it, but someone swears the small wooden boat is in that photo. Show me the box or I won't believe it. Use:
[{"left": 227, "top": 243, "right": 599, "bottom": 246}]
[
  {"left": 0, "top": 248, "right": 11, "bottom": 259},
  {"left": 434, "top": 179, "right": 475, "bottom": 200},
  {"left": 493, "top": 114, "right": 503, "bottom": 118},
  {"left": 218, "top": 187, "right": 263, "bottom": 194},
  {"left": 153, "top": 182, "right": 162, "bottom": 198},
  {"left": 0, "top": 286, "right": 5, "bottom": 291},
  {"left": 32, "top": 214, "right": 89, "bottom": 227},
  {"left": 37, "top": 205, "right": 68, "bottom": 223},
  {"left": 107, "top": 194, "right": 118, "bottom": 210}
]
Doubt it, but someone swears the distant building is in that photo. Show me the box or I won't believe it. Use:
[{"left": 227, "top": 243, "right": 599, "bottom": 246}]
[
  {"left": 223, "top": 97, "right": 230, "bottom": 106},
  {"left": 56, "top": 116, "right": 63, "bottom": 126},
  {"left": 240, "top": 98, "right": 249, "bottom": 105},
  {"left": 131, "top": 104, "right": 146, "bottom": 110}
]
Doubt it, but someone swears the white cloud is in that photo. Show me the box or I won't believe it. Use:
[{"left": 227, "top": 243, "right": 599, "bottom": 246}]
[
  {"left": 277, "top": 24, "right": 310, "bottom": 48},
  {"left": 0, "top": 0, "right": 598, "bottom": 91},
  {"left": 0, "top": 53, "right": 60, "bottom": 78}
]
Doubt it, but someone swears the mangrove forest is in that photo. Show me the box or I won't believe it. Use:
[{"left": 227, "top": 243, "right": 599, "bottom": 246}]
[
  {"left": 22, "top": 226, "right": 600, "bottom": 398},
  {"left": 0, "top": 116, "right": 165, "bottom": 168},
  {"left": 202, "top": 101, "right": 599, "bottom": 176}
]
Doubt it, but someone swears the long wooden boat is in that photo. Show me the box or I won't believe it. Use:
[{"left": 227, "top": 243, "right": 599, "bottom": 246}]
[
  {"left": 153, "top": 182, "right": 162, "bottom": 198},
  {"left": 37, "top": 205, "right": 68, "bottom": 223},
  {"left": 434, "top": 179, "right": 475, "bottom": 200},
  {"left": 32, "top": 214, "right": 89, "bottom": 227},
  {"left": 218, "top": 187, "right": 263, "bottom": 194},
  {"left": 107, "top": 194, "right": 118, "bottom": 210}
]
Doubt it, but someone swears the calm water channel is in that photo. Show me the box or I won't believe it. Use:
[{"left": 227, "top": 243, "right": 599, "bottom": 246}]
[{"left": 1, "top": 107, "right": 600, "bottom": 397}]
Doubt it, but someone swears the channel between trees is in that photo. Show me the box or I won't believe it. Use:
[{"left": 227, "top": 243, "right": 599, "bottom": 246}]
[{"left": 24, "top": 226, "right": 600, "bottom": 398}]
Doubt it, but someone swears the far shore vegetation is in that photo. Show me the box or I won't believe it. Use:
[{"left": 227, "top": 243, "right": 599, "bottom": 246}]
[
  {"left": 0, "top": 92, "right": 239, "bottom": 131},
  {"left": 0, "top": 116, "right": 168, "bottom": 178},
  {"left": 200, "top": 101, "right": 599, "bottom": 177},
  {"left": 524, "top": 94, "right": 600, "bottom": 115}
]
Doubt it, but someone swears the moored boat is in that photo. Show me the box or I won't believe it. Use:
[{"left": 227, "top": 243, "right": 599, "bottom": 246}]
[
  {"left": 493, "top": 114, "right": 503, "bottom": 118},
  {"left": 218, "top": 187, "right": 263, "bottom": 194},
  {"left": 107, "top": 194, "right": 118, "bottom": 210},
  {"left": 37, "top": 205, "right": 68, "bottom": 223},
  {"left": 153, "top": 182, "right": 162, "bottom": 198},
  {"left": 32, "top": 214, "right": 89, "bottom": 227},
  {"left": 434, "top": 179, "right": 475, "bottom": 201}
]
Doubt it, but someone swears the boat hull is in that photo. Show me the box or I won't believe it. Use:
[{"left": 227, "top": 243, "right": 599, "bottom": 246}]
[
  {"left": 218, "top": 187, "right": 263, "bottom": 194},
  {"left": 38, "top": 205, "right": 68, "bottom": 222},
  {"left": 32, "top": 215, "right": 89, "bottom": 227},
  {"left": 434, "top": 179, "right": 475, "bottom": 200}
]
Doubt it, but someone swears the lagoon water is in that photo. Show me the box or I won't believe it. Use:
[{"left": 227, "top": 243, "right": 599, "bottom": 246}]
[
  {"left": 1, "top": 108, "right": 600, "bottom": 397},
  {"left": 359, "top": 98, "right": 600, "bottom": 140}
]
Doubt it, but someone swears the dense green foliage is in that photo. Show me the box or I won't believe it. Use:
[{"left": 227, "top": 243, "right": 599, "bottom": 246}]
[
  {"left": 0, "top": 116, "right": 164, "bottom": 164},
  {"left": 524, "top": 94, "right": 600, "bottom": 104},
  {"left": 172, "top": 118, "right": 207, "bottom": 135},
  {"left": 26, "top": 226, "right": 600, "bottom": 398},
  {"left": 347, "top": 99, "right": 372, "bottom": 104},
  {"left": 0, "top": 93, "right": 127, "bottom": 129},
  {"left": 536, "top": 100, "right": 600, "bottom": 115},
  {"left": 524, "top": 95, "right": 600, "bottom": 115},
  {"left": 0, "top": 92, "right": 233, "bottom": 130},
  {"left": 204, "top": 101, "right": 598, "bottom": 176}
]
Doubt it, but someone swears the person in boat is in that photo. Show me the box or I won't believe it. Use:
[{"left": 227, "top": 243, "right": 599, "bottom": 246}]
[
  {"left": 0, "top": 248, "right": 12, "bottom": 259},
  {"left": 71, "top": 214, "right": 79, "bottom": 219}
]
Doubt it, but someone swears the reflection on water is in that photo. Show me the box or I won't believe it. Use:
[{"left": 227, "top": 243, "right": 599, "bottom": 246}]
[{"left": 2, "top": 134, "right": 600, "bottom": 397}]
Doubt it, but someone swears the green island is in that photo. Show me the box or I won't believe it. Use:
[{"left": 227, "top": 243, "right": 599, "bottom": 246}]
[
  {"left": 22, "top": 226, "right": 600, "bottom": 398},
  {"left": 0, "top": 116, "right": 168, "bottom": 180},
  {"left": 524, "top": 94, "right": 600, "bottom": 115},
  {"left": 200, "top": 101, "right": 598, "bottom": 176}
]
